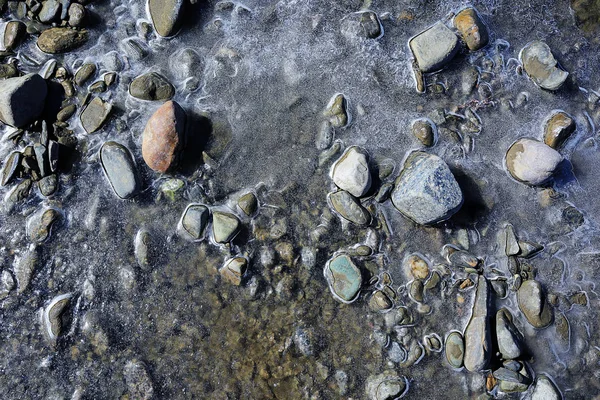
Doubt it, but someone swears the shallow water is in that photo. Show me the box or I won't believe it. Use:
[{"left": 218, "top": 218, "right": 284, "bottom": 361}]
[{"left": 1, "top": 0, "right": 600, "bottom": 399}]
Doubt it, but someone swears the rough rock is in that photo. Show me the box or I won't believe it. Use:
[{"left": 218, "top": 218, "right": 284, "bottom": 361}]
[
  {"left": 178, "top": 204, "right": 209, "bottom": 241},
  {"left": 463, "top": 275, "right": 492, "bottom": 372},
  {"left": 0, "top": 74, "right": 47, "bottom": 128},
  {"left": 219, "top": 257, "right": 247, "bottom": 285},
  {"left": 141, "top": 100, "right": 186, "bottom": 173},
  {"left": 454, "top": 7, "right": 489, "bottom": 51},
  {"left": 525, "top": 375, "right": 562, "bottom": 400},
  {"left": 37, "top": 27, "right": 88, "bottom": 54},
  {"left": 505, "top": 138, "right": 563, "bottom": 185},
  {"left": 409, "top": 22, "right": 459, "bottom": 72},
  {"left": 391, "top": 152, "right": 463, "bottom": 225},
  {"left": 411, "top": 118, "right": 436, "bottom": 147}
]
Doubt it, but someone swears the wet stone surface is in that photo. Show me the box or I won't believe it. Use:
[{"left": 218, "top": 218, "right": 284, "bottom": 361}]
[{"left": 0, "top": 1, "right": 599, "bottom": 399}]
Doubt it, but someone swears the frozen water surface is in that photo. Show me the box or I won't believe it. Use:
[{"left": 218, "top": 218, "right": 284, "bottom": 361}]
[{"left": 1, "top": 0, "right": 600, "bottom": 398}]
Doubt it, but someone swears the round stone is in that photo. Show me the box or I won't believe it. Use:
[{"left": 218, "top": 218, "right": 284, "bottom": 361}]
[
  {"left": 100, "top": 141, "right": 141, "bottom": 199},
  {"left": 445, "top": 331, "right": 465, "bottom": 368},
  {"left": 129, "top": 72, "right": 175, "bottom": 101},
  {"left": 517, "top": 279, "right": 553, "bottom": 328},
  {"left": 324, "top": 254, "right": 362, "bottom": 304},
  {"left": 505, "top": 138, "right": 563, "bottom": 186}
]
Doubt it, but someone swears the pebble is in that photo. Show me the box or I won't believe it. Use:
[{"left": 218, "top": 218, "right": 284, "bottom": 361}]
[
  {"left": 409, "top": 21, "right": 459, "bottom": 72},
  {"left": 1, "top": 21, "right": 25, "bottom": 51},
  {"left": 27, "top": 208, "right": 61, "bottom": 243},
  {"left": 123, "top": 360, "right": 154, "bottom": 400},
  {"left": 331, "top": 146, "right": 372, "bottom": 198},
  {"left": 445, "top": 331, "right": 465, "bottom": 368},
  {"left": 520, "top": 41, "right": 568, "bottom": 90},
  {"left": 365, "top": 372, "right": 408, "bottom": 400},
  {"left": 0, "top": 74, "right": 47, "bottom": 128},
  {"left": 129, "top": 72, "right": 175, "bottom": 101},
  {"left": 68, "top": 3, "right": 86, "bottom": 27},
  {"left": 496, "top": 308, "right": 524, "bottom": 360},
  {"left": 142, "top": 100, "right": 186, "bottom": 173},
  {"left": 368, "top": 290, "right": 393, "bottom": 312},
  {"left": 406, "top": 254, "right": 429, "bottom": 280},
  {"left": 178, "top": 204, "right": 209, "bottom": 241},
  {"left": 517, "top": 279, "right": 553, "bottom": 328},
  {"left": 238, "top": 192, "right": 258, "bottom": 216},
  {"left": 323, "top": 254, "right": 362, "bottom": 303},
  {"left": 80, "top": 97, "right": 112, "bottom": 134},
  {"left": 505, "top": 138, "right": 563, "bottom": 185},
  {"left": 42, "top": 293, "right": 72, "bottom": 345},
  {"left": 169, "top": 48, "right": 203, "bottom": 81},
  {"left": 324, "top": 93, "right": 349, "bottom": 128},
  {"left": 411, "top": 118, "right": 436, "bottom": 147},
  {"left": 57, "top": 104, "right": 77, "bottom": 122},
  {"left": 134, "top": 229, "right": 151, "bottom": 270},
  {"left": 39, "top": 0, "right": 61, "bottom": 23},
  {"left": 74, "top": 63, "right": 96, "bottom": 86},
  {"left": 148, "top": 0, "right": 186, "bottom": 37},
  {"left": 543, "top": 111, "right": 575, "bottom": 149},
  {"left": 219, "top": 257, "right": 248, "bottom": 285},
  {"left": 0, "top": 270, "right": 15, "bottom": 299},
  {"left": 525, "top": 375, "right": 562, "bottom": 400},
  {"left": 464, "top": 275, "right": 492, "bottom": 372},
  {"left": 1, "top": 151, "right": 21, "bottom": 186},
  {"left": 454, "top": 7, "right": 489, "bottom": 51},
  {"left": 328, "top": 190, "right": 371, "bottom": 226},
  {"left": 359, "top": 11, "right": 383, "bottom": 39},
  {"left": 504, "top": 224, "right": 520, "bottom": 256},
  {"left": 391, "top": 152, "right": 463, "bottom": 225},
  {"left": 100, "top": 141, "right": 141, "bottom": 199},
  {"left": 37, "top": 27, "right": 88, "bottom": 54},
  {"left": 13, "top": 246, "right": 38, "bottom": 294},
  {"left": 212, "top": 211, "right": 241, "bottom": 243},
  {"left": 518, "top": 240, "right": 543, "bottom": 258}
]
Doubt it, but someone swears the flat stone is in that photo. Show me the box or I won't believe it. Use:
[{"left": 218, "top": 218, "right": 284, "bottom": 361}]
[
  {"left": 80, "top": 97, "right": 112, "bottom": 133},
  {"left": 517, "top": 279, "right": 553, "bottom": 328},
  {"left": 409, "top": 21, "right": 459, "bottom": 72},
  {"left": 1, "top": 151, "right": 21, "bottom": 186},
  {"left": 331, "top": 146, "right": 371, "bottom": 198},
  {"left": 0, "top": 74, "right": 47, "bottom": 128},
  {"left": 505, "top": 138, "right": 563, "bottom": 186},
  {"left": 324, "top": 254, "right": 362, "bottom": 303},
  {"left": 445, "top": 331, "right": 465, "bottom": 369},
  {"left": 520, "top": 41, "right": 568, "bottom": 91},
  {"left": 129, "top": 72, "right": 175, "bottom": 101},
  {"left": 13, "top": 246, "right": 38, "bottom": 294},
  {"left": 464, "top": 275, "right": 492, "bottom": 372},
  {"left": 324, "top": 93, "right": 349, "bottom": 128},
  {"left": 543, "top": 111, "right": 575, "bottom": 149},
  {"left": 148, "top": 0, "right": 186, "bottom": 37},
  {"left": 141, "top": 100, "right": 186, "bottom": 173},
  {"left": 179, "top": 204, "right": 209, "bottom": 241},
  {"left": 212, "top": 211, "right": 240, "bottom": 243},
  {"left": 526, "top": 375, "right": 562, "bottom": 400},
  {"left": 496, "top": 308, "right": 524, "bottom": 360},
  {"left": 219, "top": 257, "right": 247, "bottom": 285},
  {"left": 74, "top": 63, "right": 96, "bottom": 86},
  {"left": 37, "top": 27, "right": 88, "bottom": 54},
  {"left": 454, "top": 7, "right": 489, "bottom": 51},
  {"left": 391, "top": 152, "right": 463, "bottom": 225},
  {"left": 328, "top": 190, "right": 371, "bottom": 226},
  {"left": 100, "top": 141, "right": 141, "bottom": 199}
]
